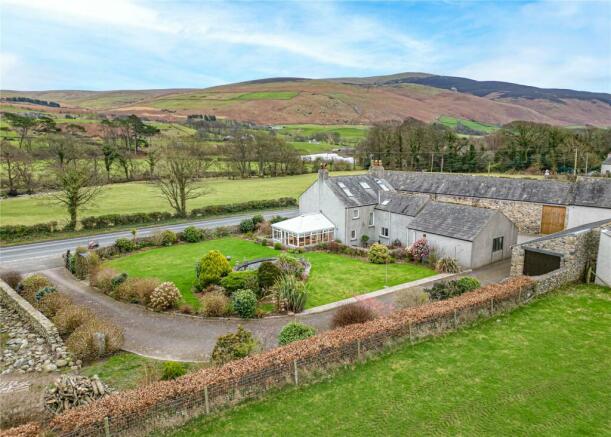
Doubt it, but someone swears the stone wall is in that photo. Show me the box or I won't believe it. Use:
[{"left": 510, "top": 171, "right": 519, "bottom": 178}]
[
  {"left": 0, "top": 279, "right": 73, "bottom": 373},
  {"left": 427, "top": 194, "right": 545, "bottom": 234}
]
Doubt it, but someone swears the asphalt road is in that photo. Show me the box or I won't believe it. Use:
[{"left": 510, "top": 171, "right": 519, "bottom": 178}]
[{"left": 0, "top": 208, "right": 298, "bottom": 273}]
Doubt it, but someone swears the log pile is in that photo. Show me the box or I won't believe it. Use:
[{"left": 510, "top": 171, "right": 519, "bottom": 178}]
[{"left": 44, "top": 375, "right": 114, "bottom": 414}]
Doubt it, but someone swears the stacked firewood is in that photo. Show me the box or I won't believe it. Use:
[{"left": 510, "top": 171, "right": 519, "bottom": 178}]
[{"left": 44, "top": 375, "right": 113, "bottom": 414}]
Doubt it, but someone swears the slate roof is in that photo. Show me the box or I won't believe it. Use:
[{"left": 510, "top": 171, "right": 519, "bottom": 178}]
[
  {"left": 383, "top": 171, "right": 572, "bottom": 205},
  {"left": 326, "top": 174, "right": 394, "bottom": 207},
  {"left": 572, "top": 179, "right": 611, "bottom": 208},
  {"left": 407, "top": 202, "right": 498, "bottom": 241},
  {"left": 375, "top": 193, "right": 430, "bottom": 216}
]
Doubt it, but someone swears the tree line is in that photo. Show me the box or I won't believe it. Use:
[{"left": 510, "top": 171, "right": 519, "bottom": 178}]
[{"left": 358, "top": 118, "right": 610, "bottom": 174}]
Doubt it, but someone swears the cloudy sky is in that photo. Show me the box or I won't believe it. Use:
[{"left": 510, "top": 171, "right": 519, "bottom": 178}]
[{"left": 1, "top": 0, "right": 609, "bottom": 92}]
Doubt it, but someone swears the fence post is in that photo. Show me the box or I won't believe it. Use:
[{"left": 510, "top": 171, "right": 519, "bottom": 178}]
[
  {"left": 293, "top": 360, "right": 299, "bottom": 385},
  {"left": 453, "top": 309, "right": 458, "bottom": 329},
  {"left": 408, "top": 321, "right": 413, "bottom": 345},
  {"left": 104, "top": 416, "right": 110, "bottom": 437},
  {"left": 357, "top": 339, "right": 361, "bottom": 360},
  {"left": 518, "top": 286, "right": 522, "bottom": 303},
  {"left": 204, "top": 385, "right": 210, "bottom": 415},
  {"left": 490, "top": 297, "right": 494, "bottom": 313}
]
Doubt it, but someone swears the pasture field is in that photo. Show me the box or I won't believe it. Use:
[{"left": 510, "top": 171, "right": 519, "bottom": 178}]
[
  {"left": 288, "top": 141, "right": 337, "bottom": 154},
  {"left": 162, "top": 284, "right": 611, "bottom": 436},
  {"left": 236, "top": 91, "right": 299, "bottom": 100},
  {"left": 437, "top": 115, "right": 499, "bottom": 134},
  {"left": 0, "top": 171, "right": 363, "bottom": 226},
  {"left": 277, "top": 124, "right": 368, "bottom": 141},
  {"left": 105, "top": 237, "right": 435, "bottom": 309}
]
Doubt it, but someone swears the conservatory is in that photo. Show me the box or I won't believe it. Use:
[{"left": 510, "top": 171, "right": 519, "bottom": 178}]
[{"left": 272, "top": 213, "right": 335, "bottom": 248}]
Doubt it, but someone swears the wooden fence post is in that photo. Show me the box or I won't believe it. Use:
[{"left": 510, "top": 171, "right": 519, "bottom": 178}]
[
  {"left": 490, "top": 297, "right": 494, "bottom": 313},
  {"left": 204, "top": 385, "right": 210, "bottom": 415},
  {"left": 357, "top": 339, "right": 361, "bottom": 360},
  {"left": 453, "top": 309, "right": 458, "bottom": 329},
  {"left": 293, "top": 360, "right": 299, "bottom": 385},
  {"left": 409, "top": 321, "right": 413, "bottom": 345},
  {"left": 104, "top": 416, "right": 110, "bottom": 437}
]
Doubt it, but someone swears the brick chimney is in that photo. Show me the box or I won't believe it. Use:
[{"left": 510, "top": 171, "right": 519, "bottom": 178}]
[{"left": 369, "top": 159, "right": 385, "bottom": 178}]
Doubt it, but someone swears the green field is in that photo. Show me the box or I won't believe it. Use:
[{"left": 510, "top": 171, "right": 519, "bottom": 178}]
[
  {"left": 277, "top": 124, "right": 368, "bottom": 141},
  {"left": 289, "top": 141, "right": 337, "bottom": 154},
  {"left": 105, "top": 237, "right": 435, "bottom": 309},
  {"left": 162, "top": 284, "right": 611, "bottom": 436},
  {"left": 0, "top": 171, "right": 362, "bottom": 226},
  {"left": 437, "top": 116, "right": 499, "bottom": 134},
  {"left": 236, "top": 91, "right": 299, "bottom": 100}
]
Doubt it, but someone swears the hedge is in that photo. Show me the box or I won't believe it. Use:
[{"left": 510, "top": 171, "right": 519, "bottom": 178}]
[
  {"left": 45, "top": 276, "right": 534, "bottom": 435},
  {"left": 0, "top": 198, "right": 297, "bottom": 242}
]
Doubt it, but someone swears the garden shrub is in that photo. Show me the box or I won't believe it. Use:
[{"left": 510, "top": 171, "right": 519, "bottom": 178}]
[
  {"left": 19, "top": 275, "right": 51, "bottom": 303},
  {"left": 436, "top": 257, "right": 460, "bottom": 273},
  {"left": 411, "top": 238, "right": 430, "bottom": 261},
  {"left": 278, "top": 322, "right": 315, "bottom": 346},
  {"left": 214, "top": 226, "right": 230, "bottom": 237},
  {"left": 200, "top": 291, "right": 230, "bottom": 317},
  {"left": 73, "top": 247, "right": 90, "bottom": 279},
  {"left": 220, "top": 271, "right": 258, "bottom": 295},
  {"left": 197, "top": 250, "right": 232, "bottom": 288},
  {"left": 239, "top": 218, "right": 255, "bottom": 233},
  {"left": 114, "top": 238, "right": 135, "bottom": 253},
  {"left": 38, "top": 292, "right": 72, "bottom": 318},
  {"left": 182, "top": 226, "right": 203, "bottom": 243},
  {"left": 368, "top": 243, "right": 391, "bottom": 264},
  {"left": 231, "top": 289, "right": 257, "bottom": 319},
  {"left": 65, "top": 318, "right": 124, "bottom": 363},
  {"left": 256, "top": 221, "right": 271, "bottom": 236},
  {"left": 257, "top": 261, "right": 282, "bottom": 291},
  {"left": 331, "top": 303, "right": 376, "bottom": 328},
  {"left": 395, "top": 288, "right": 429, "bottom": 309},
  {"left": 90, "top": 268, "right": 118, "bottom": 295},
  {"left": 53, "top": 304, "right": 94, "bottom": 336},
  {"left": 111, "top": 272, "right": 128, "bottom": 289},
  {"left": 159, "top": 229, "right": 178, "bottom": 246},
  {"left": 427, "top": 247, "right": 439, "bottom": 268},
  {"left": 360, "top": 234, "right": 370, "bottom": 247},
  {"left": 161, "top": 361, "right": 187, "bottom": 380},
  {"left": 276, "top": 254, "right": 304, "bottom": 277},
  {"left": 148, "top": 282, "right": 181, "bottom": 311},
  {"left": 456, "top": 276, "right": 481, "bottom": 293},
  {"left": 273, "top": 242, "right": 282, "bottom": 250},
  {"left": 274, "top": 274, "right": 307, "bottom": 313},
  {"left": 0, "top": 270, "right": 22, "bottom": 289},
  {"left": 211, "top": 326, "right": 259, "bottom": 365},
  {"left": 87, "top": 252, "right": 101, "bottom": 277},
  {"left": 270, "top": 215, "right": 287, "bottom": 224},
  {"left": 35, "top": 286, "right": 56, "bottom": 303},
  {"left": 252, "top": 214, "right": 264, "bottom": 225}
]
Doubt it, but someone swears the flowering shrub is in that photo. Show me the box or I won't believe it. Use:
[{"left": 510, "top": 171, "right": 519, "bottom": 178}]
[
  {"left": 148, "top": 282, "right": 181, "bottom": 311},
  {"left": 276, "top": 254, "right": 305, "bottom": 278},
  {"left": 411, "top": 238, "right": 430, "bottom": 261},
  {"left": 368, "top": 243, "right": 391, "bottom": 264}
]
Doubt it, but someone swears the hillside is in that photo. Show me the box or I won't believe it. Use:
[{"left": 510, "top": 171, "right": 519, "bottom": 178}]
[{"left": 2, "top": 73, "right": 610, "bottom": 126}]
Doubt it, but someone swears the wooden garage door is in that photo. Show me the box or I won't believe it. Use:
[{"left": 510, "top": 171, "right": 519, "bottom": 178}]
[{"left": 540, "top": 205, "right": 566, "bottom": 234}]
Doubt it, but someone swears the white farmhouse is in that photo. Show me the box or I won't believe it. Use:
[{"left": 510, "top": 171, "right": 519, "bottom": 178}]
[{"left": 602, "top": 154, "right": 611, "bottom": 176}]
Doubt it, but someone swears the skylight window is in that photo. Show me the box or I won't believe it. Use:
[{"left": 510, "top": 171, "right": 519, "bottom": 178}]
[
  {"left": 343, "top": 188, "right": 354, "bottom": 197},
  {"left": 375, "top": 179, "right": 390, "bottom": 192},
  {"left": 381, "top": 199, "right": 391, "bottom": 205},
  {"left": 359, "top": 181, "right": 371, "bottom": 189},
  {"left": 338, "top": 182, "right": 347, "bottom": 188}
]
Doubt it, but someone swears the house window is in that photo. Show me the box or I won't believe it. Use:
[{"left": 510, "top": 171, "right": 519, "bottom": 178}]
[
  {"left": 368, "top": 211, "right": 374, "bottom": 227},
  {"left": 492, "top": 236, "right": 504, "bottom": 252},
  {"left": 351, "top": 230, "right": 357, "bottom": 240},
  {"left": 352, "top": 209, "right": 359, "bottom": 219},
  {"left": 380, "top": 227, "right": 389, "bottom": 238}
]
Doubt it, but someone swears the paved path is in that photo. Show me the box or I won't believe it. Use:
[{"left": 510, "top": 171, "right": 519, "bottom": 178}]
[
  {"left": 0, "top": 208, "right": 298, "bottom": 273},
  {"left": 41, "top": 260, "right": 510, "bottom": 362}
]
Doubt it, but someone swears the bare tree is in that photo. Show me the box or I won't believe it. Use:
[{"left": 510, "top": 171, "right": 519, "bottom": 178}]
[
  {"left": 0, "top": 141, "right": 21, "bottom": 195},
  {"left": 157, "top": 146, "right": 206, "bottom": 217},
  {"left": 50, "top": 161, "right": 102, "bottom": 230}
]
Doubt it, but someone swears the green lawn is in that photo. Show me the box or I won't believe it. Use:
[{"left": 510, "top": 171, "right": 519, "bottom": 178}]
[
  {"left": 0, "top": 171, "right": 362, "bottom": 226},
  {"left": 81, "top": 352, "right": 201, "bottom": 391},
  {"left": 437, "top": 115, "right": 499, "bottom": 134},
  {"left": 162, "top": 284, "right": 611, "bottom": 436},
  {"left": 105, "top": 238, "right": 435, "bottom": 310}
]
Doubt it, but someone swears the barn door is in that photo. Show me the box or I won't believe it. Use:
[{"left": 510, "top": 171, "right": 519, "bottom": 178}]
[{"left": 540, "top": 206, "right": 566, "bottom": 234}]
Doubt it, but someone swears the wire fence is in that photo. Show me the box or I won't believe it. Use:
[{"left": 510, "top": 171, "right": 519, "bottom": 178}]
[{"left": 48, "top": 277, "right": 540, "bottom": 437}]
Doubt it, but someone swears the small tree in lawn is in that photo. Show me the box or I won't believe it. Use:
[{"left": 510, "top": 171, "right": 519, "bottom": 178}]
[
  {"left": 50, "top": 161, "right": 101, "bottom": 230},
  {"left": 157, "top": 144, "right": 205, "bottom": 218}
]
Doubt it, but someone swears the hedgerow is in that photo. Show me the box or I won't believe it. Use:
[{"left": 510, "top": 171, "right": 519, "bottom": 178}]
[{"left": 44, "top": 277, "right": 533, "bottom": 436}]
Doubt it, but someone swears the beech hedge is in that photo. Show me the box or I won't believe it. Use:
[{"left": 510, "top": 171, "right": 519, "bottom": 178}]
[
  {"left": 0, "top": 197, "right": 297, "bottom": 242},
  {"left": 43, "top": 276, "right": 534, "bottom": 436}
]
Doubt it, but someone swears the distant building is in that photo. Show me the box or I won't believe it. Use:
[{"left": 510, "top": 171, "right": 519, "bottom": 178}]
[{"left": 602, "top": 153, "right": 611, "bottom": 175}]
